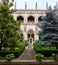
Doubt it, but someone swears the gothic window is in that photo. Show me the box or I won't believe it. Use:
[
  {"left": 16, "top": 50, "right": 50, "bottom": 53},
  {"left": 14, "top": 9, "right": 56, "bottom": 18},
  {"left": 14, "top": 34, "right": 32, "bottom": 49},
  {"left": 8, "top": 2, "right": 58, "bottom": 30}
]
[
  {"left": 38, "top": 16, "right": 42, "bottom": 21},
  {"left": 17, "top": 16, "right": 24, "bottom": 23},
  {"left": 28, "top": 16, "right": 34, "bottom": 22}
]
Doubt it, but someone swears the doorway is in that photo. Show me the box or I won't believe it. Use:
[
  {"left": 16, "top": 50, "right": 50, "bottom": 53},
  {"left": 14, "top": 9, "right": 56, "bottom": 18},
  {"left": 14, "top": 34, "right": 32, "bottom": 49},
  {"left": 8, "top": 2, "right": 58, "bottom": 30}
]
[
  {"left": 29, "top": 38, "right": 33, "bottom": 45},
  {"left": 27, "top": 29, "right": 34, "bottom": 45}
]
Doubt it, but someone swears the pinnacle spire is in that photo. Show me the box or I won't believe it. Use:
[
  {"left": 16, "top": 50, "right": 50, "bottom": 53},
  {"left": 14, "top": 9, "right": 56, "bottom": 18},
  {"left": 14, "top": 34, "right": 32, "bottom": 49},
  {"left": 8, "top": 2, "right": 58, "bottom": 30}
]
[
  {"left": 46, "top": 2, "right": 48, "bottom": 10},
  {"left": 14, "top": 2, "right": 16, "bottom": 10},
  {"left": 25, "top": 2, "right": 27, "bottom": 10},
  {"left": 36, "top": 2, "right": 37, "bottom": 10},
  {"left": 56, "top": 2, "right": 57, "bottom": 8}
]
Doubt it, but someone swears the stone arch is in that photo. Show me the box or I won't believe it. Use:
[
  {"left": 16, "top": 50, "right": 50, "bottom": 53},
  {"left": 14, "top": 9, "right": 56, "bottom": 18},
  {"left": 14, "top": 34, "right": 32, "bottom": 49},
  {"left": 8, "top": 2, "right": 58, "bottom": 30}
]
[
  {"left": 28, "top": 29, "right": 34, "bottom": 34},
  {"left": 17, "top": 16, "right": 24, "bottom": 22},
  {"left": 27, "top": 16, "right": 35, "bottom": 22},
  {"left": 38, "top": 16, "right": 42, "bottom": 21}
]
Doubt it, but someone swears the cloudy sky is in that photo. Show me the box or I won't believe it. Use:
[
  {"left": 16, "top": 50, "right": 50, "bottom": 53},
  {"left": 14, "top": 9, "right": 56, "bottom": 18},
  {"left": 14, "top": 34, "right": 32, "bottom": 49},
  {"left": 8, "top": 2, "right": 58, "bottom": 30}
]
[{"left": 14, "top": 0, "right": 58, "bottom": 10}]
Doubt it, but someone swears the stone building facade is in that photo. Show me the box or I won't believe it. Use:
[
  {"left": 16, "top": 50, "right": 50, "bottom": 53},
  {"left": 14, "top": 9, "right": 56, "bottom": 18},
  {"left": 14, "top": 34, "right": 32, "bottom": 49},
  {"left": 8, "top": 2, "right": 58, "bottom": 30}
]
[
  {"left": 12, "top": 2, "right": 58, "bottom": 45},
  {"left": 12, "top": 10, "right": 45, "bottom": 44}
]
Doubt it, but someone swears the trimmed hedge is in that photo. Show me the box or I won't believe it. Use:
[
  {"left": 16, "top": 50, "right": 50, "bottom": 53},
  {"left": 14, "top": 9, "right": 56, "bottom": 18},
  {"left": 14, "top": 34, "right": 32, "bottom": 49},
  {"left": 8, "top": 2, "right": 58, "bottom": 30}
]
[
  {"left": 0, "top": 46, "right": 25, "bottom": 58},
  {"left": 35, "top": 50, "right": 58, "bottom": 56},
  {"left": 0, "top": 41, "right": 27, "bottom": 58},
  {"left": 0, "top": 50, "right": 23, "bottom": 58},
  {"left": 33, "top": 41, "right": 58, "bottom": 56}
]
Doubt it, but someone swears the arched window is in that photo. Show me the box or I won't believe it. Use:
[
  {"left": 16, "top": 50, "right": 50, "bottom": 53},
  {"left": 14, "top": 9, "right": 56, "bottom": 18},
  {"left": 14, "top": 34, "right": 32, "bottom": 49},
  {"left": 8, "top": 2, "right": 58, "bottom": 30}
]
[
  {"left": 38, "top": 16, "right": 42, "bottom": 21},
  {"left": 28, "top": 16, "right": 34, "bottom": 22},
  {"left": 17, "top": 16, "right": 24, "bottom": 22}
]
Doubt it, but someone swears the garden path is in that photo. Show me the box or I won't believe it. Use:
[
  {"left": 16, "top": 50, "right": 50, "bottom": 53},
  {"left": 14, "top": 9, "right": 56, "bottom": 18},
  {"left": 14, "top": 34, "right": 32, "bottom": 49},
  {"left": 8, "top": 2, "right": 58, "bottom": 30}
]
[{"left": 18, "top": 45, "right": 36, "bottom": 60}]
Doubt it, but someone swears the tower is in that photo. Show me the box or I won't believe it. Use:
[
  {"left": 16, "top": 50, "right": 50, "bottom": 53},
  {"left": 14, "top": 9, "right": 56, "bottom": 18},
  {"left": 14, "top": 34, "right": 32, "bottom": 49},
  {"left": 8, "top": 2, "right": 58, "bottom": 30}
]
[
  {"left": 46, "top": 2, "right": 48, "bottom": 10},
  {"left": 56, "top": 2, "right": 57, "bottom": 8},
  {"left": 14, "top": 2, "right": 16, "bottom": 10},
  {"left": 25, "top": 2, "right": 27, "bottom": 10},
  {"left": 36, "top": 2, "right": 37, "bottom": 10}
]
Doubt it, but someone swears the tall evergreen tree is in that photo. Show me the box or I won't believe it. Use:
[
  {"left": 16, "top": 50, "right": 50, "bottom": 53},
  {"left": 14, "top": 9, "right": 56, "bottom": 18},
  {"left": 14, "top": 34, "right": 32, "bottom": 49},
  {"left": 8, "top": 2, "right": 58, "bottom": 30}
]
[
  {"left": 38, "top": 6, "right": 58, "bottom": 49},
  {"left": 0, "top": 0, "right": 23, "bottom": 50}
]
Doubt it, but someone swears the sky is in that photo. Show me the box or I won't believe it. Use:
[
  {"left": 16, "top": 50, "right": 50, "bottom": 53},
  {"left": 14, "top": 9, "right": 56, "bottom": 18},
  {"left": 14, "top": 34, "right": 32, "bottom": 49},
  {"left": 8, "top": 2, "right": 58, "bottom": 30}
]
[{"left": 14, "top": 0, "right": 58, "bottom": 10}]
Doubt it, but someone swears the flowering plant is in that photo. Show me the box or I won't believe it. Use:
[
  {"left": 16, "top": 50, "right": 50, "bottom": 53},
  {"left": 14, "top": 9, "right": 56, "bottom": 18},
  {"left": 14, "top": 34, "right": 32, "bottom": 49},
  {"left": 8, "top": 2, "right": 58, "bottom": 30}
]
[{"left": 52, "top": 53, "right": 58, "bottom": 61}]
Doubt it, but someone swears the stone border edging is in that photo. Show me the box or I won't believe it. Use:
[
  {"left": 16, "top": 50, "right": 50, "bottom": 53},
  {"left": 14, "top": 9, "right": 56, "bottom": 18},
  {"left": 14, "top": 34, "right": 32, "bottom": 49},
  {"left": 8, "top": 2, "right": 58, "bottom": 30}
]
[{"left": 0, "top": 60, "right": 58, "bottom": 65}]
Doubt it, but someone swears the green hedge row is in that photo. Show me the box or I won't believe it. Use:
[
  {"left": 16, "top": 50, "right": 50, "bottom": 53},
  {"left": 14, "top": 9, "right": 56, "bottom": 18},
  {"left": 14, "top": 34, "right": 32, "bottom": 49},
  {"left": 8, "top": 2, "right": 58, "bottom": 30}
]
[
  {"left": 0, "top": 51, "right": 21, "bottom": 58},
  {"left": 33, "top": 41, "right": 58, "bottom": 56},
  {"left": 0, "top": 45, "right": 25, "bottom": 58},
  {"left": 35, "top": 50, "right": 58, "bottom": 56},
  {"left": 0, "top": 41, "right": 28, "bottom": 59}
]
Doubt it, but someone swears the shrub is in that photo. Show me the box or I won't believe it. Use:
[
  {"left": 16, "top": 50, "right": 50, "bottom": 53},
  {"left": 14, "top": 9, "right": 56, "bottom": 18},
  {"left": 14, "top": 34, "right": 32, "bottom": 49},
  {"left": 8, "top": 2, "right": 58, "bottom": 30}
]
[
  {"left": 52, "top": 53, "right": 58, "bottom": 61},
  {"left": 0, "top": 48, "right": 25, "bottom": 58},
  {"left": 43, "top": 41, "right": 52, "bottom": 47},
  {"left": 15, "top": 47, "right": 20, "bottom": 51},
  {"left": 5, "top": 54, "right": 15, "bottom": 61},
  {"left": 23, "top": 40, "right": 28, "bottom": 46},
  {"left": 0, "top": 45, "right": 25, "bottom": 58},
  {"left": 33, "top": 40, "right": 58, "bottom": 56},
  {"left": 0, "top": 56, "right": 5, "bottom": 60},
  {"left": 33, "top": 41, "right": 42, "bottom": 51},
  {"left": 1, "top": 47, "right": 10, "bottom": 51},
  {"left": 35, "top": 53, "right": 44, "bottom": 61},
  {"left": 43, "top": 56, "right": 54, "bottom": 60}
]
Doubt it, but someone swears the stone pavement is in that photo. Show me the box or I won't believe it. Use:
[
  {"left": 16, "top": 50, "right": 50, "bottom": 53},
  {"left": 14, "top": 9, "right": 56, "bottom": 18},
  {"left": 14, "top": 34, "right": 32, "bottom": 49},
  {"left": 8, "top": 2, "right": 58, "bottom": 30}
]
[{"left": 18, "top": 45, "right": 36, "bottom": 60}]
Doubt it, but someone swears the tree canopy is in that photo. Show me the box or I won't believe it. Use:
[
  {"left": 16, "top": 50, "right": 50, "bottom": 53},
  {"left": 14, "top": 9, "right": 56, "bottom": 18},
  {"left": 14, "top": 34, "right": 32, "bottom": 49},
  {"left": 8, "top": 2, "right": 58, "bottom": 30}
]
[
  {"left": 38, "top": 6, "right": 58, "bottom": 49},
  {"left": 0, "top": 0, "right": 23, "bottom": 50}
]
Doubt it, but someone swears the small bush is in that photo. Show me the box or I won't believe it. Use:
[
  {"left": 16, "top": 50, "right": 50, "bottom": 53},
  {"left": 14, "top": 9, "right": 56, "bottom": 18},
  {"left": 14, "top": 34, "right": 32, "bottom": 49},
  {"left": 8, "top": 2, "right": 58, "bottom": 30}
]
[
  {"left": 52, "top": 53, "right": 58, "bottom": 61},
  {"left": 0, "top": 45, "right": 25, "bottom": 58},
  {"left": 33, "top": 40, "right": 58, "bottom": 56},
  {"left": 43, "top": 56, "right": 54, "bottom": 60},
  {"left": 5, "top": 54, "right": 15, "bottom": 60},
  {"left": 1, "top": 47, "right": 10, "bottom": 51},
  {"left": 0, "top": 56, "right": 5, "bottom": 60},
  {"left": 24, "top": 40, "right": 28, "bottom": 46},
  {"left": 15, "top": 47, "right": 20, "bottom": 51},
  {"left": 43, "top": 41, "right": 52, "bottom": 47},
  {"left": 35, "top": 53, "right": 44, "bottom": 61}
]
